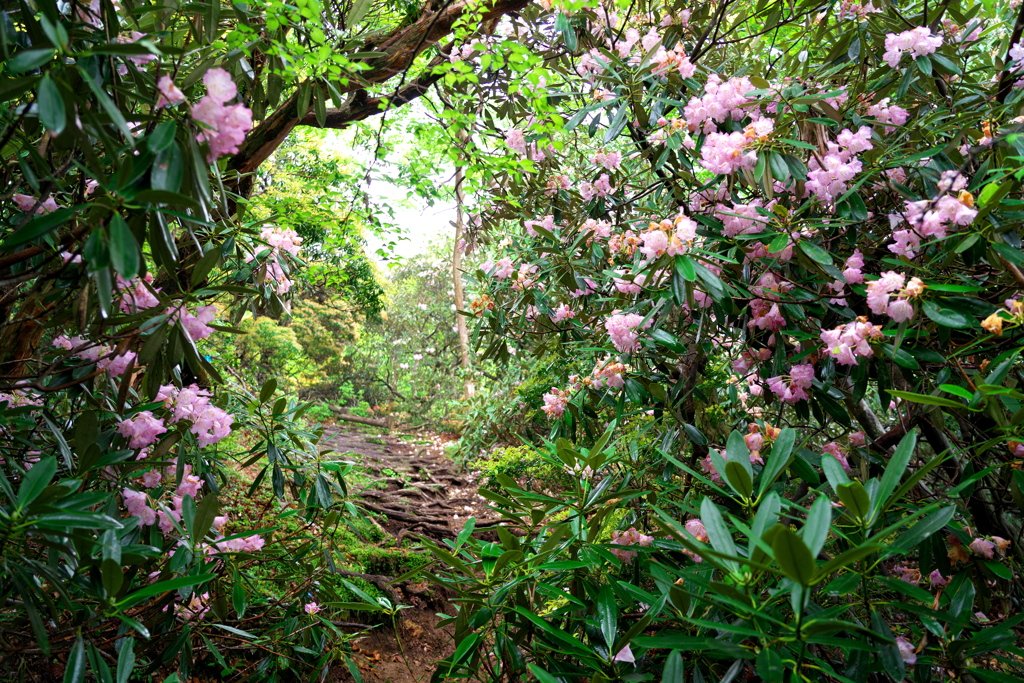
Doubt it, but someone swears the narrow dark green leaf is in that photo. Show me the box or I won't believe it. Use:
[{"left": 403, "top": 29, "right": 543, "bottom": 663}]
[{"left": 38, "top": 74, "right": 65, "bottom": 134}]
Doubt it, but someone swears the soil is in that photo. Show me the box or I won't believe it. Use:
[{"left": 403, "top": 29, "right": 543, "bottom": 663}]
[{"left": 319, "top": 426, "right": 498, "bottom": 683}]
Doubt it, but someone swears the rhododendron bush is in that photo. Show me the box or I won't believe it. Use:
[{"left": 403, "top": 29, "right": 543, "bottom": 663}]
[{"left": 422, "top": 0, "right": 1024, "bottom": 681}]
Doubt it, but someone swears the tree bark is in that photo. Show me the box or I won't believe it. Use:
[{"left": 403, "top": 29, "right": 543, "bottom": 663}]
[{"left": 452, "top": 131, "right": 473, "bottom": 398}]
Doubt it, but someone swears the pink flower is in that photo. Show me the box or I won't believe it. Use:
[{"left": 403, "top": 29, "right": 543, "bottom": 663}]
[
  {"left": 639, "top": 228, "right": 669, "bottom": 260},
  {"left": 123, "top": 488, "right": 157, "bottom": 526},
  {"left": 613, "top": 644, "right": 635, "bottom": 663},
  {"left": 896, "top": 636, "right": 917, "bottom": 665},
  {"left": 604, "top": 312, "right": 649, "bottom": 353},
  {"left": 141, "top": 469, "right": 163, "bottom": 488},
  {"left": 304, "top": 602, "right": 321, "bottom": 615},
  {"left": 117, "top": 275, "right": 161, "bottom": 313},
  {"left": 593, "top": 150, "right": 622, "bottom": 171},
  {"left": 551, "top": 304, "right": 574, "bottom": 323},
  {"left": 117, "top": 411, "right": 167, "bottom": 449},
  {"left": 684, "top": 75, "right": 755, "bottom": 133},
  {"left": 505, "top": 129, "right": 527, "bottom": 156},
  {"left": 541, "top": 388, "right": 569, "bottom": 418},
  {"left": 156, "top": 76, "right": 186, "bottom": 107},
  {"left": 969, "top": 538, "right": 995, "bottom": 559},
  {"left": 217, "top": 534, "right": 265, "bottom": 553},
  {"left": 685, "top": 518, "right": 708, "bottom": 543},
  {"left": 192, "top": 68, "right": 253, "bottom": 162},
  {"left": 169, "top": 305, "right": 217, "bottom": 340},
  {"left": 866, "top": 97, "right": 908, "bottom": 133},
  {"left": 883, "top": 27, "right": 942, "bottom": 68},
  {"left": 99, "top": 350, "right": 137, "bottom": 377},
  {"left": 929, "top": 569, "right": 949, "bottom": 587},
  {"left": 13, "top": 194, "right": 59, "bottom": 214},
  {"left": 849, "top": 431, "right": 866, "bottom": 448},
  {"left": 820, "top": 319, "right": 882, "bottom": 365},
  {"left": 767, "top": 364, "right": 814, "bottom": 404},
  {"left": 610, "top": 527, "right": 654, "bottom": 563},
  {"left": 700, "top": 131, "right": 757, "bottom": 175},
  {"left": 176, "top": 472, "right": 204, "bottom": 498}
]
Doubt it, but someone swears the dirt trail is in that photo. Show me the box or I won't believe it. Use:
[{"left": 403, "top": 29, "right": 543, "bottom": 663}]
[{"left": 319, "top": 426, "right": 497, "bottom": 683}]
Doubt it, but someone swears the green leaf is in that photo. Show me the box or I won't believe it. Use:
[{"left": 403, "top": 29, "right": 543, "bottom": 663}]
[
  {"left": 700, "top": 497, "right": 738, "bottom": 567},
  {"left": 836, "top": 482, "right": 871, "bottom": 520},
  {"left": 890, "top": 505, "right": 955, "bottom": 552},
  {"left": 874, "top": 431, "right": 916, "bottom": 521},
  {"left": 596, "top": 584, "right": 617, "bottom": 649},
  {"left": 9, "top": 49, "right": 55, "bottom": 73},
  {"left": 797, "top": 240, "right": 832, "bottom": 266},
  {"left": 887, "top": 389, "right": 966, "bottom": 409},
  {"left": 813, "top": 544, "right": 883, "bottom": 582},
  {"left": 675, "top": 255, "right": 696, "bottom": 281},
  {"left": 115, "top": 637, "right": 135, "bottom": 683},
  {"left": 80, "top": 68, "right": 135, "bottom": 145},
  {"left": 802, "top": 496, "right": 832, "bottom": 557},
  {"left": 725, "top": 460, "right": 754, "bottom": 499},
  {"left": 923, "top": 300, "right": 973, "bottom": 329},
  {"left": 17, "top": 455, "right": 57, "bottom": 509},
  {"left": 108, "top": 214, "right": 140, "bottom": 280},
  {"left": 693, "top": 261, "right": 729, "bottom": 301},
  {"left": 756, "top": 648, "right": 784, "bottom": 683},
  {"left": 347, "top": 0, "right": 373, "bottom": 28},
  {"left": 192, "top": 493, "right": 219, "bottom": 544},
  {"left": 770, "top": 525, "right": 815, "bottom": 585},
  {"left": 38, "top": 74, "right": 65, "bottom": 134},
  {"left": 879, "top": 343, "right": 920, "bottom": 370},
  {"left": 758, "top": 428, "right": 795, "bottom": 496},
  {"left": 35, "top": 511, "right": 124, "bottom": 530},
  {"left": 1, "top": 207, "right": 76, "bottom": 250},
  {"left": 820, "top": 454, "right": 850, "bottom": 493},
  {"left": 117, "top": 574, "right": 216, "bottom": 609},
  {"left": 64, "top": 636, "right": 86, "bottom": 683},
  {"left": 662, "top": 651, "right": 684, "bottom": 682},
  {"left": 528, "top": 664, "right": 562, "bottom": 683}
]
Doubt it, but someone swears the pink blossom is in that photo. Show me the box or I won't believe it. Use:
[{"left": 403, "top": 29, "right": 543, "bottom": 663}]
[
  {"left": 551, "top": 304, "right": 575, "bottom": 323},
  {"left": 123, "top": 488, "right": 157, "bottom": 526},
  {"left": 13, "top": 194, "right": 59, "bottom": 214},
  {"left": 639, "top": 228, "right": 669, "bottom": 260},
  {"left": 896, "top": 637, "right": 917, "bottom": 665},
  {"left": 610, "top": 527, "right": 654, "bottom": 563},
  {"left": 591, "top": 357, "right": 626, "bottom": 390},
  {"left": 820, "top": 319, "right": 882, "bottom": 365},
  {"left": 170, "top": 305, "right": 217, "bottom": 340},
  {"left": 524, "top": 215, "right": 559, "bottom": 237},
  {"left": 717, "top": 200, "right": 764, "bottom": 237},
  {"left": 700, "top": 132, "right": 757, "bottom": 175},
  {"left": 685, "top": 518, "right": 709, "bottom": 542},
  {"left": 613, "top": 645, "right": 635, "bottom": 663},
  {"left": 99, "top": 350, "right": 137, "bottom": 377},
  {"left": 304, "top": 602, "right": 321, "bottom": 615},
  {"left": 176, "top": 472, "right": 204, "bottom": 498},
  {"left": 505, "top": 129, "right": 527, "bottom": 156},
  {"left": 767, "top": 364, "right": 814, "bottom": 404},
  {"left": 866, "top": 271, "right": 919, "bottom": 321},
  {"left": 593, "top": 150, "right": 622, "bottom": 171},
  {"left": 217, "top": 534, "right": 266, "bottom": 553},
  {"left": 156, "top": 76, "right": 186, "bottom": 107},
  {"left": 605, "top": 312, "right": 649, "bottom": 353},
  {"left": 192, "top": 68, "right": 253, "bottom": 162},
  {"left": 969, "top": 538, "right": 995, "bottom": 558},
  {"left": 117, "top": 411, "right": 167, "bottom": 449},
  {"left": 141, "top": 469, "right": 163, "bottom": 488},
  {"left": 849, "top": 431, "right": 866, "bottom": 448},
  {"left": 866, "top": 97, "right": 908, "bottom": 132},
  {"left": 883, "top": 27, "right": 943, "bottom": 68},
  {"left": 929, "top": 569, "right": 949, "bottom": 587},
  {"left": 541, "top": 388, "right": 569, "bottom": 418},
  {"left": 684, "top": 75, "right": 756, "bottom": 133},
  {"left": 116, "top": 274, "right": 161, "bottom": 313},
  {"left": 580, "top": 173, "right": 614, "bottom": 200}
]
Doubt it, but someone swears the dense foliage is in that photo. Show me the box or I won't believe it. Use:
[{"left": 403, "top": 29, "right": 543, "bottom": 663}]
[{"left": 4, "top": 0, "right": 1024, "bottom": 681}]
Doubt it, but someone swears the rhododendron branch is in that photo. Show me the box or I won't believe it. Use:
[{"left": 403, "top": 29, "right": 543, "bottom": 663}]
[{"left": 227, "top": 0, "right": 532, "bottom": 187}]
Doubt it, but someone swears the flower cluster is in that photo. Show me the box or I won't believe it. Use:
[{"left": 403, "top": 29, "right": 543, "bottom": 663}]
[
  {"left": 683, "top": 75, "right": 756, "bottom": 134},
  {"left": 247, "top": 226, "right": 303, "bottom": 294},
  {"left": 609, "top": 527, "right": 654, "bottom": 563},
  {"left": 882, "top": 27, "right": 943, "bottom": 68},
  {"left": 541, "top": 387, "right": 570, "bottom": 418},
  {"left": 766, "top": 364, "right": 815, "bottom": 404},
  {"left": 117, "top": 411, "right": 168, "bottom": 449},
  {"left": 806, "top": 127, "right": 872, "bottom": 204},
  {"left": 890, "top": 172, "right": 977, "bottom": 258},
  {"left": 191, "top": 68, "right": 254, "bottom": 162},
  {"left": 13, "top": 193, "right": 59, "bottom": 214},
  {"left": 820, "top": 318, "right": 883, "bottom": 365},
  {"left": 156, "top": 383, "right": 234, "bottom": 448},
  {"left": 866, "top": 272, "right": 924, "bottom": 322},
  {"left": 605, "top": 312, "right": 650, "bottom": 353}
]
